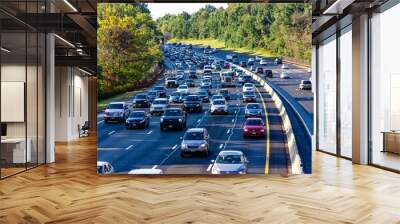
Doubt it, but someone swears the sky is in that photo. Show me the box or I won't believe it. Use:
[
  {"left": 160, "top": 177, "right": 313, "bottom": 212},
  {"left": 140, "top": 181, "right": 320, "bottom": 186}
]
[{"left": 147, "top": 3, "right": 228, "bottom": 19}]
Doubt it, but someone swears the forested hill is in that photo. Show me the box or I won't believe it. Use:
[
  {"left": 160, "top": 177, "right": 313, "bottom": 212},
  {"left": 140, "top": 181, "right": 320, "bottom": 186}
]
[{"left": 157, "top": 3, "right": 311, "bottom": 63}]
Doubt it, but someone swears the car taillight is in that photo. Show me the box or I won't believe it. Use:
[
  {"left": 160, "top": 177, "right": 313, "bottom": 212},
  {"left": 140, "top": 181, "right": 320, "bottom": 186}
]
[{"left": 244, "top": 128, "right": 249, "bottom": 132}]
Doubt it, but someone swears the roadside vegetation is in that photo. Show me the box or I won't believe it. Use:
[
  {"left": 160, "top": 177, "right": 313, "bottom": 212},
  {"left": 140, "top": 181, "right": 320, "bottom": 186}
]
[
  {"left": 157, "top": 3, "right": 311, "bottom": 63},
  {"left": 97, "top": 3, "right": 162, "bottom": 100}
]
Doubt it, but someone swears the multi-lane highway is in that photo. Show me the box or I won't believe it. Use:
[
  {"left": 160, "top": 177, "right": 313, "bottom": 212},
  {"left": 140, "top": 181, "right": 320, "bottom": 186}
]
[{"left": 97, "top": 44, "right": 297, "bottom": 175}]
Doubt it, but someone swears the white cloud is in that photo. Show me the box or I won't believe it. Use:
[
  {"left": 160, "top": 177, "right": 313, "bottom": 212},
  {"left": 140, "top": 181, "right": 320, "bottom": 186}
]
[{"left": 147, "top": 3, "right": 228, "bottom": 19}]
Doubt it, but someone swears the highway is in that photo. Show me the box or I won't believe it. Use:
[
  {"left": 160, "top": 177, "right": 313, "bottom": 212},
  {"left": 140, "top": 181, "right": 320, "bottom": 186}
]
[{"left": 97, "top": 45, "right": 292, "bottom": 175}]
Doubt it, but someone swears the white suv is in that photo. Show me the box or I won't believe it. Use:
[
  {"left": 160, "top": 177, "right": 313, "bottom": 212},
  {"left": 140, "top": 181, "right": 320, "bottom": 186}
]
[
  {"left": 104, "top": 102, "right": 130, "bottom": 123},
  {"left": 210, "top": 99, "right": 228, "bottom": 115},
  {"left": 150, "top": 98, "right": 169, "bottom": 115},
  {"left": 242, "top": 83, "right": 255, "bottom": 92}
]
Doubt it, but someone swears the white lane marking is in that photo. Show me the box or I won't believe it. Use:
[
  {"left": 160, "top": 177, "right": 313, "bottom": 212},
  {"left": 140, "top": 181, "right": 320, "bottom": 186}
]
[
  {"left": 172, "top": 144, "right": 178, "bottom": 150},
  {"left": 158, "top": 144, "right": 180, "bottom": 166},
  {"left": 97, "top": 120, "right": 104, "bottom": 125},
  {"left": 219, "top": 144, "right": 224, "bottom": 149},
  {"left": 98, "top": 147, "right": 123, "bottom": 151},
  {"left": 227, "top": 129, "right": 231, "bottom": 134},
  {"left": 152, "top": 165, "right": 158, "bottom": 169},
  {"left": 125, "top": 145, "right": 134, "bottom": 150},
  {"left": 197, "top": 119, "right": 201, "bottom": 123},
  {"left": 231, "top": 119, "right": 234, "bottom": 123},
  {"left": 207, "top": 163, "right": 213, "bottom": 172},
  {"left": 147, "top": 130, "right": 153, "bottom": 135},
  {"left": 235, "top": 110, "right": 237, "bottom": 114},
  {"left": 108, "top": 130, "right": 116, "bottom": 135}
]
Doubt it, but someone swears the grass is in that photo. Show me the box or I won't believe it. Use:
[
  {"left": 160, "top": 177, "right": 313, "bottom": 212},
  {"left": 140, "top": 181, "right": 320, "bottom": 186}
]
[
  {"left": 168, "top": 38, "right": 275, "bottom": 58},
  {"left": 97, "top": 90, "right": 140, "bottom": 111}
]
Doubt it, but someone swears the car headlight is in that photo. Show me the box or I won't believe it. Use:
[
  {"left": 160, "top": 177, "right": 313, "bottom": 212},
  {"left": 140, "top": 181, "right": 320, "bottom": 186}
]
[
  {"left": 211, "top": 167, "right": 220, "bottom": 174},
  {"left": 140, "top": 119, "right": 145, "bottom": 123},
  {"left": 244, "top": 128, "right": 249, "bottom": 132},
  {"left": 261, "top": 129, "right": 265, "bottom": 132},
  {"left": 119, "top": 112, "right": 124, "bottom": 116},
  {"left": 178, "top": 118, "right": 182, "bottom": 122},
  {"left": 160, "top": 118, "right": 164, "bottom": 122},
  {"left": 199, "top": 143, "right": 206, "bottom": 149},
  {"left": 181, "top": 143, "right": 187, "bottom": 149}
]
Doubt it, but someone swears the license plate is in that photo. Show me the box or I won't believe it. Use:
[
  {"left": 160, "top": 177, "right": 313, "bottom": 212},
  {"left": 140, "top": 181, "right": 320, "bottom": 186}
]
[
  {"left": 168, "top": 125, "right": 173, "bottom": 128},
  {"left": 252, "top": 132, "right": 256, "bottom": 135},
  {"left": 132, "top": 124, "right": 137, "bottom": 126}
]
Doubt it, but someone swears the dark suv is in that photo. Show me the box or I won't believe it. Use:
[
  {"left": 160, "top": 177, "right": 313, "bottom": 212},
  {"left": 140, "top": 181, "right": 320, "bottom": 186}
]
[
  {"left": 183, "top": 95, "right": 203, "bottom": 112},
  {"left": 132, "top": 93, "right": 150, "bottom": 108},
  {"left": 160, "top": 108, "right": 187, "bottom": 131},
  {"left": 153, "top": 86, "right": 167, "bottom": 98}
]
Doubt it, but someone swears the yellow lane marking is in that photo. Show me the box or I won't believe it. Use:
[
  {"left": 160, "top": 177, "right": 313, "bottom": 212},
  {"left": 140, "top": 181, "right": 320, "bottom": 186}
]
[{"left": 256, "top": 87, "right": 270, "bottom": 175}]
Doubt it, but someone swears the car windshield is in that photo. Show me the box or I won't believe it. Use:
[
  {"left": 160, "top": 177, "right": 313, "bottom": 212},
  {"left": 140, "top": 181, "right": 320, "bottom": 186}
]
[
  {"left": 165, "top": 109, "right": 182, "bottom": 116},
  {"left": 148, "top": 91, "right": 157, "bottom": 96},
  {"left": 171, "top": 92, "right": 180, "bottom": 97},
  {"left": 184, "top": 131, "right": 204, "bottom": 140},
  {"left": 167, "top": 78, "right": 175, "bottom": 80},
  {"left": 220, "top": 90, "right": 228, "bottom": 94},
  {"left": 246, "top": 119, "right": 263, "bottom": 126},
  {"left": 247, "top": 104, "right": 260, "bottom": 109},
  {"left": 136, "top": 94, "right": 147, "bottom": 99},
  {"left": 185, "top": 96, "right": 199, "bottom": 101},
  {"left": 153, "top": 100, "right": 167, "bottom": 105},
  {"left": 129, "top": 112, "right": 145, "bottom": 118},
  {"left": 216, "top": 154, "right": 242, "bottom": 164},
  {"left": 302, "top": 81, "right": 311, "bottom": 84},
  {"left": 107, "top": 104, "right": 123, "bottom": 109},
  {"left": 213, "top": 100, "right": 225, "bottom": 105},
  {"left": 244, "top": 84, "right": 253, "bottom": 87},
  {"left": 197, "top": 91, "right": 207, "bottom": 96},
  {"left": 154, "top": 86, "right": 164, "bottom": 91},
  {"left": 212, "top": 96, "right": 224, "bottom": 100},
  {"left": 179, "top": 85, "right": 188, "bottom": 89}
]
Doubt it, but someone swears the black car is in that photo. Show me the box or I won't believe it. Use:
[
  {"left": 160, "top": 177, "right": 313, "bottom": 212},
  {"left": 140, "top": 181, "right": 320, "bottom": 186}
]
[
  {"left": 153, "top": 86, "right": 167, "bottom": 98},
  {"left": 132, "top": 93, "right": 150, "bottom": 108},
  {"left": 264, "top": 69, "right": 273, "bottom": 78},
  {"left": 160, "top": 108, "right": 187, "bottom": 131},
  {"left": 183, "top": 95, "right": 203, "bottom": 112},
  {"left": 275, "top": 57, "right": 283, "bottom": 65},
  {"left": 147, "top": 90, "right": 158, "bottom": 102},
  {"left": 165, "top": 77, "right": 178, "bottom": 88},
  {"left": 239, "top": 61, "right": 247, "bottom": 67},
  {"left": 243, "top": 91, "right": 257, "bottom": 102},
  {"left": 196, "top": 90, "right": 209, "bottom": 102},
  {"left": 185, "top": 79, "right": 195, "bottom": 87},
  {"left": 256, "top": 67, "right": 264, "bottom": 74},
  {"left": 218, "top": 89, "right": 230, "bottom": 100},
  {"left": 125, "top": 111, "right": 150, "bottom": 129}
]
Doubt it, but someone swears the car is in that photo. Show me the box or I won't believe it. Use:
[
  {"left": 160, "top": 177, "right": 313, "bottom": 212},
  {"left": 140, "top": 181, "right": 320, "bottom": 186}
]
[
  {"left": 221, "top": 71, "right": 235, "bottom": 87},
  {"left": 256, "top": 67, "right": 264, "bottom": 74},
  {"left": 242, "top": 91, "right": 257, "bottom": 102},
  {"left": 259, "top": 58, "right": 268, "bottom": 65},
  {"left": 243, "top": 117, "right": 265, "bottom": 137},
  {"left": 128, "top": 169, "right": 163, "bottom": 175},
  {"left": 125, "top": 111, "right": 150, "bottom": 129},
  {"left": 264, "top": 69, "right": 273, "bottom": 78},
  {"left": 255, "top": 55, "right": 262, "bottom": 62},
  {"left": 185, "top": 79, "right": 195, "bottom": 87},
  {"left": 299, "top": 80, "right": 312, "bottom": 90},
  {"left": 169, "top": 91, "right": 184, "bottom": 103},
  {"left": 180, "top": 128, "right": 210, "bottom": 157},
  {"left": 188, "top": 70, "right": 197, "bottom": 79},
  {"left": 245, "top": 103, "right": 262, "bottom": 118},
  {"left": 177, "top": 84, "right": 189, "bottom": 95},
  {"left": 243, "top": 83, "right": 255, "bottom": 92},
  {"left": 160, "top": 108, "right": 186, "bottom": 131},
  {"left": 147, "top": 90, "right": 158, "bottom": 102},
  {"left": 150, "top": 98, "right": 169, "bottom": 115},
  {"left": 238, "top": 75, "right": 252, "bottom": 85},
  {"left": 132, "top": 93, "right": 150, "bottom": 108},
  {"left": 211, "top": 151, "right": 248, "bottom": 174},
  {"left": 104, "top": 102, "right": 130, "bottom": 123},
  {"left": 223, "top": 62, "right": 230, "bottom": 69},
  {"left": 97, "top": 161, "right": 114, "bottom": 174},
  {"left": 247, "top": 57, "right": 255, "bottom": 65},
  {"left": 211, "top": 94, "right": 225, "bottom": 103},
  {"left": 281, "top": 64, "right": 289, "bottom": 69},
  {"left": 250, "top": 65, "right": 256, "bottom": 72},
  {"left": 165, "top": 77, "right": 178, "bottom": 88},
  {"left": 275, "top": 57, "right": 282, "bottom": 65},
  {"left": 239, "top": 61, "right": 247, "bottom": 67},
  {"left": 210, "top": 99, "right": 228, "bottom": 115},
  {"left": 196, "top": 90, "right": 209, "bottom": 102},
  {"left": 199, "top": 85, "right": 211, "bottom": 95},
  {"left": 183, "top": 95, "right": 203, "bottom": 112},
  {"left": 280, "top": 72, "right": 290, "bottom": 79},
  {"left": 153, "top": 86, "right": 167, "bottom": 97},
  {"left": 218, "top": 89, "right": 230, "bottom": 100}
]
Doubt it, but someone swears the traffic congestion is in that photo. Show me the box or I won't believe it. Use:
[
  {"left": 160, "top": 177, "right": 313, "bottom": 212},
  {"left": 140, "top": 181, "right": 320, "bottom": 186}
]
[{"left": 97, "top": 43, "right": 292, "bottom": 175}]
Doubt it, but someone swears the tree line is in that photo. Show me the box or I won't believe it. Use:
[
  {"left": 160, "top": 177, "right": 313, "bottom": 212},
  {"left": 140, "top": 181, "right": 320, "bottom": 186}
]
[
  {"left": 157, "top": 3, "right": 311, "bottom": 63},
  {"left": 97, "top": 3, "right": 162, "bottom": 99}
]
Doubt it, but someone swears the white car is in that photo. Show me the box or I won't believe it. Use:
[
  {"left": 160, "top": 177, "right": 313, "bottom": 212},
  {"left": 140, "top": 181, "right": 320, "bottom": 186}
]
[
  {"left": 97, "top": 161, "right": 114, "bottom": 174},
  {"left": 210, "top": 99, "right": 228, "bottom": 115},
  {"left": 259, "top": 59, "right": 268, "bottom": 65},
  {"left": 255, "top": 56, "right": 262, "bottom": 62},
  {"left": 299, "top": 80, "right": 312, "bottom": 90},
  {"left": 242, "top": 83, "right": 255, "bottom": 92},
  {"left": 281, "top": 64, "right": 289, "bottom": 69},
  {"left": 150, "top": 98, "right": 169, "bottom": 115},
  {"left": 280, "top": 72, "right": 290, "bottom": 79},
  {"left": 248, "top": 57, "right": 255, "bottom": 64},
  {"left": 128, "top": 169, "right": 163, "bottom": 174},
  {"left": 177, "top": 84, "right": 189, "bottom": 95},
  {"left": 104, "top": 102, "right": 130, "bottom": 123},
  {"left": 211, "top": 94, "right": 225, "bottom": 103},
  {"left": 211, "top": 150, "right": 248, "bottom": 174}
]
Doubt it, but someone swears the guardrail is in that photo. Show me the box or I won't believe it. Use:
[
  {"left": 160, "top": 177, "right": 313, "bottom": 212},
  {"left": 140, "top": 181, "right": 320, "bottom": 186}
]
[{"left": 230, "top": 63, "right": 303, "bottom": 175}]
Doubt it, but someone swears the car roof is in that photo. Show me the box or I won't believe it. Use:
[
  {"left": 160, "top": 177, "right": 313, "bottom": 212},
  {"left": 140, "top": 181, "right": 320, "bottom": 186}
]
[
  {"left": 128, "top": 169, "right": 163, "bottom": 174},
  {"left": 154, "top": 98, "right": 168, "bottom": 101},
  {"left": 97, "top": 161, "right": 111, "bottom": 166},
  {"left": 187, "top": 128, "right": 205, "bottom": 132},
  {"left": 247, "top": 103, "right": 260, "bottom": 107},
  {"left": 109, "top": 102, "right": 124, "bottom": 105},
  {"left": 218, "top": 150, "right": 244, "bottom": 156},
  {"left": 166, "top": 107, "right": 182, "bottom": 111},
  {"left": 246, "top": 117, "right": 263, "bottom": 121}
]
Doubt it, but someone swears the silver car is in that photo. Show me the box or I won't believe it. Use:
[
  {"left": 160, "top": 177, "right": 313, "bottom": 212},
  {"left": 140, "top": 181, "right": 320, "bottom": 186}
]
[
  {"left": 180, "top": 128, "right": 210, "bottom": 157},
  {"left": 150, "top": 98, "right": 169, "bottom": 115},
  {"left": 211, "top": 150, "right": 248, "bottom": 174}
]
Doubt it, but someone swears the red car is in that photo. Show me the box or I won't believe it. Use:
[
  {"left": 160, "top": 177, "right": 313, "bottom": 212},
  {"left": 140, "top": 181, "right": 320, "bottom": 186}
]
[
  {"left": 243, "top": 118, "right": 265, "bottom": 137},
  {"left": 223, "top": 62, "right": 230, "bottom": 69}
]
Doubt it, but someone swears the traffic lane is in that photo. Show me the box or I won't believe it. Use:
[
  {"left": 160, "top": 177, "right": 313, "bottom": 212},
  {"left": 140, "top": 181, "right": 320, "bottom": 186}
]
[
  {"left": 258, "top": 88, "right": 289, "bottom": 175},
  {"left": 99, "top": 106, "right": 206, "bottom": 173},
  {"left": 161, "top": 86, "right": 242, "bottom": 174}
]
